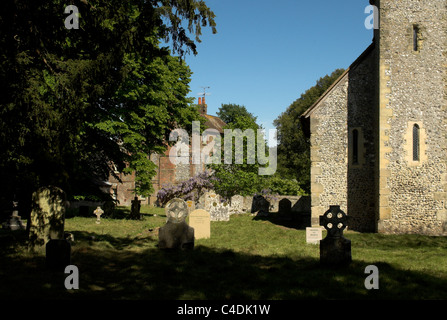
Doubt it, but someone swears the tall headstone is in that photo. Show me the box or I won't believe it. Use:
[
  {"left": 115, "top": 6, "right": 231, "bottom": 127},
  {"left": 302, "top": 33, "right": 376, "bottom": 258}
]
[
  {"left": 189, "top": 209, "right": 210, "bottom": 239},
  {"left": 158, "top": 198, "right": 194, "bottom": 250},
  {"left": 319, "top": 205, "right": 351, "bottom": 266},
  {"left": 29, "top": 186, "right": 66, "bottom": 248}
]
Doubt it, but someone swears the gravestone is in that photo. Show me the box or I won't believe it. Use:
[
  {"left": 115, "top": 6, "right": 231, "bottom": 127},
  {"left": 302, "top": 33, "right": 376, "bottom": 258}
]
[
  {"left": 306, "top": 227, "right": 323, "bottom": 244},
  {"left": 208, "top": 200, "right": 230, "bottom": 221},
  {"left": 2, "top": 201, "right": 24, "bottom": 231},
  {"left": 29, "top": 186, "right": 66, "bottom": 249},
  {"left": 279, "top": 198, "right": 292, "bottom": 214},
  {"left": 129, "top": 196, "right": 141, "bottom": 220},
  {"left": 93, "top": 206, "right": 104, "bottom": 224},
  {"left": 319, "top": 205, "right": 351, "bottom": 266},
  {"left": 189, "top": 209, "right": 210, "bottom": 239},
  {"left": 251, "top": 195, "right": 270, "bottom": 216},
  {"left": 158, "top": 198, "right": 194, "bottom": 250},
  {"left": 186, "top": 200, "right": 195, "bottom": 214},
  {"left": 204, "top": 191, "right": 218, "bottom": 211},
  {"left": 230, "top": 195, "right": 245, "bottom": 214}
]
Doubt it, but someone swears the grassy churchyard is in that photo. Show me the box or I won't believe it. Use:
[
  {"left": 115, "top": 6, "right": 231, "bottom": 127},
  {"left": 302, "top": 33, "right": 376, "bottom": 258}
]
[{"left": 1, "top": 205, "right": 447, "bottom": 300}]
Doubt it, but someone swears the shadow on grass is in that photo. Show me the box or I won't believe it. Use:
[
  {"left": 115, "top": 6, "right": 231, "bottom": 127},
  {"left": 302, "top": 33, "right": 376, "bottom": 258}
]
[
  {"left": 1, "top": 230, "right": 447, "bottom": 300},
  {"left": 253, "top": 211, "right": 310, "bottom": 231}
]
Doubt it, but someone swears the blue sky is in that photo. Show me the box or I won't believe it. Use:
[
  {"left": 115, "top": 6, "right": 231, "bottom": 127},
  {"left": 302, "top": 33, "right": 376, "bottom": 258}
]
[{"left": 182, "top": 0, "right": 374, "bottom": 145}]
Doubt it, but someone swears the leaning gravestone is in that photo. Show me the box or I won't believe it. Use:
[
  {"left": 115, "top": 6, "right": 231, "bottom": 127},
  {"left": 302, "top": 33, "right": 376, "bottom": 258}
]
[
  {"left": 189, "top": 209, "right": 210, "bottom": 239},
  {"left": 158, "top": 198, "right": 194, "bottom": 250},
  {"left": 319, "top": 205, "right": 351, "bottom": 266},
  {"left": 29, "top": 186, "right": 66, "bottom": 248}
]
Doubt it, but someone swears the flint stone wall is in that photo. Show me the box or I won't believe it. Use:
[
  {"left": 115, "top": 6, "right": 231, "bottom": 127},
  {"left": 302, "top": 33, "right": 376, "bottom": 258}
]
[{"left": 377, "top": 0, "right": 447, "bottom": 235}]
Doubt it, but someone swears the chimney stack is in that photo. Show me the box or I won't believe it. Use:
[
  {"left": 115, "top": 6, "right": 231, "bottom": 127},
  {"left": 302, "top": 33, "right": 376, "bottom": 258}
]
[{"left": 198, "top": 96, "right": 207, "bottom": 115}]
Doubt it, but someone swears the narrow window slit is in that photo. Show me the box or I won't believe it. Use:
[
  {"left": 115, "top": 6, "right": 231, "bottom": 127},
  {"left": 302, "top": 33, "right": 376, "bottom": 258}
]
[
  {"left": 413, "top": 25, "right": 419, "bottom": 52},
  {"left": 413, "top": 124, "right": 420, "bottom": 161}
]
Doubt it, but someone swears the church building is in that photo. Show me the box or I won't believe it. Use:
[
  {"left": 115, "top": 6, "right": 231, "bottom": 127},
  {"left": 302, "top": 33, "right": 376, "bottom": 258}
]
[{"left": 301, "top": 0, "right": 447, "bottom": 235}]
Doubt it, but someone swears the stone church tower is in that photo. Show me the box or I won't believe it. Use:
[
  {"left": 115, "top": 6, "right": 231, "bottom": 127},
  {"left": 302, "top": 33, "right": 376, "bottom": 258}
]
[{"left": 301, "top": 0, "right": 447, "bottom": 235}]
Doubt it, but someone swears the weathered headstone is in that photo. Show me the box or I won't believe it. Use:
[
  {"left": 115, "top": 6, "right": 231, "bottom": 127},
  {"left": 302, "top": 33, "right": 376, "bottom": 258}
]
[
  {"left": 306, "top": 227, "right": 323, "bottom": 244},
  {"left": 208, "top": 200, "right": 230, "bottom": 221},
  {"left": 319, "top": 205, "right": 351, "bottom": 266},
  {"left": 230, "top": 195, "right": 245, "bottom": 214},
  {"left": 93, "top": 206, "right": 104, "bottom": 224},
  {"left": 29, "top": 186, "right": 66, "bottom": 249},
  {"left": 2, "top": 201, "right": 24, "bottom": 231},
  {"left": 204, "top": 191, "right": 218, "bottom": 211},
  {"left": 158, "top": 198, "right": 194, "bottom": 250},
  {"left": 189, "top": 209, "right": 210, "bottom": 239}
]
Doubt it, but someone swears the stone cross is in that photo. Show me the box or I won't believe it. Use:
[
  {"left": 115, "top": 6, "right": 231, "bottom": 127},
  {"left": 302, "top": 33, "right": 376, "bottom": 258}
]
[
  {"left": 319, "top": 205, "right": 348, "bottom": 238},
  {"left": 158, "top": 198, "right": 194, "bottom": 250},
  {"left": 319, "top": 205, "right": 351, "bottom": 266},
  {"left": 165, "top": 198, "right": 189, "bottom": 223},
  {"left": 93, "top": 206, "right": 104, "bottom": 224}
]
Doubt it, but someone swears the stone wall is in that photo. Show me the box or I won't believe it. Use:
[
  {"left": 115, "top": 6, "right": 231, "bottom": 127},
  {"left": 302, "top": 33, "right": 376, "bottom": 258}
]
[
  {"left": 305, "top": 45, "right": 376, "bottom": 232},
  {"left": 376, "top": 0, "right": 447, "bottom": 235},
  {"left": 196, "top": 191, "right": 311, "bottom": 221}
]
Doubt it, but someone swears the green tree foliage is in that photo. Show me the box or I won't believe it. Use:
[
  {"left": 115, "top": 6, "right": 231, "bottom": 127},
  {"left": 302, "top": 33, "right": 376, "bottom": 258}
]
[
  {"left": 273, "top": 69, "right": 345, "bottom": 193},
  {"left": 216, "top": 103, "right": 258, "bottom": 125},
  {"left": 0, "top": 0, "right": 217, "bottom": 208},
  {"left": 210, "top": 104, "right": 263, "bottom": 199}
]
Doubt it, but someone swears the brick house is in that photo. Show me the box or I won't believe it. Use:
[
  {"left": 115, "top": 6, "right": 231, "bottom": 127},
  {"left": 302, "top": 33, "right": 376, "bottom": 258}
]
[{"left": 108, "top": 98, "right": 226, "bottom": 206}]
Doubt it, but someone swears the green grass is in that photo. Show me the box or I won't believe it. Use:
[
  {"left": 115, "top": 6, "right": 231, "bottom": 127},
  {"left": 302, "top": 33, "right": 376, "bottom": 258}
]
[{"left": 1, "top": 205, "right": 447, "bottom": 300}]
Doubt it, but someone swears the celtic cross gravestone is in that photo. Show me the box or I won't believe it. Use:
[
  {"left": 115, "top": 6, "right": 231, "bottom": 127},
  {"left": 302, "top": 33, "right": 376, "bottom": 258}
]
[
  {"left": 158, "top": 198, "right": 194, "bottom": 250},
  {"left": 319, "top": 205, "right": 352, "bottom": 266}
]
